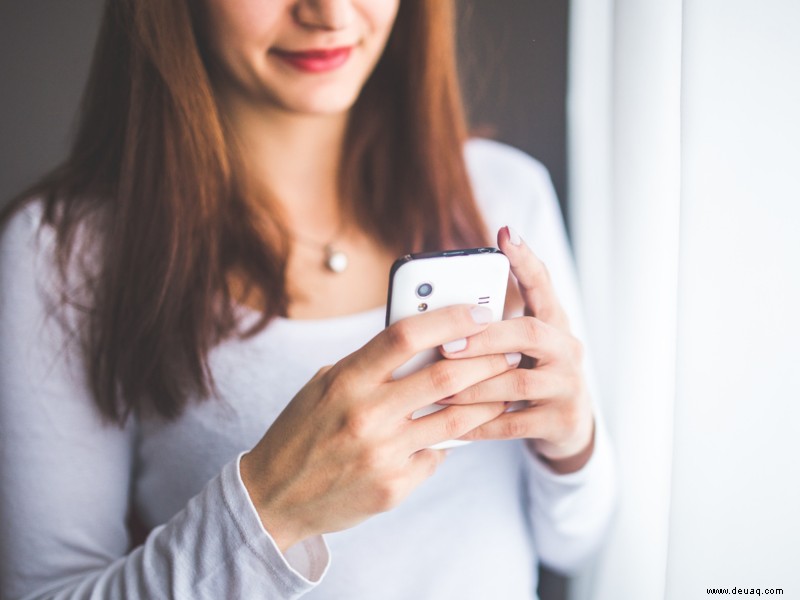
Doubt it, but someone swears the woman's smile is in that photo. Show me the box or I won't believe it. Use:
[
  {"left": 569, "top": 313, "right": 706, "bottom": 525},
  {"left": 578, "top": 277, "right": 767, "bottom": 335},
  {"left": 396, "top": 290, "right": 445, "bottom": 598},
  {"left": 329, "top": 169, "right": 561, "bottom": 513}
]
[
  {"left": 270, "top": 46, "right": 355, "bottom": 73},
  {"left": 201, "top": 0, "right": 399, "bottom": 116}
]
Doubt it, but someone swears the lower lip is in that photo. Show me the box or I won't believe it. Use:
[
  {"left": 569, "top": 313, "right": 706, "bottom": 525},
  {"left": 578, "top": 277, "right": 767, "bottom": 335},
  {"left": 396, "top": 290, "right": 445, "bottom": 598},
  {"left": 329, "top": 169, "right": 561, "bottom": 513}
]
[{"left": 272, "top": 47, "right": 353, "bottom": 73}]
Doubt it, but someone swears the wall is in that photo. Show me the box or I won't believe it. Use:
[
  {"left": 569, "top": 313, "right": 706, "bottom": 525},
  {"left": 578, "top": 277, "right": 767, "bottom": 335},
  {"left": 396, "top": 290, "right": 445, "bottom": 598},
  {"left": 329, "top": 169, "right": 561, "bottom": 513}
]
[
  {"left": 0, "top": 1, "right": 104, "bottom": 206},
  {"left": 458, "top": 0, "right": 569, "bottom": 221}
]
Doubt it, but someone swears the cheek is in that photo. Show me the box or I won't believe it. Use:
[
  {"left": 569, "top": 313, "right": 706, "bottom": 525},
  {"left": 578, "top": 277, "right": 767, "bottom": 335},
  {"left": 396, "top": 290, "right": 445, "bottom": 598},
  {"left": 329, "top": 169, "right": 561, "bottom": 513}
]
[
  {"left": 360, "top": 0, "right": 401, "bottom": 39},
  {"left": 202, "top": 0, "right": 284, "bottom": 59}
]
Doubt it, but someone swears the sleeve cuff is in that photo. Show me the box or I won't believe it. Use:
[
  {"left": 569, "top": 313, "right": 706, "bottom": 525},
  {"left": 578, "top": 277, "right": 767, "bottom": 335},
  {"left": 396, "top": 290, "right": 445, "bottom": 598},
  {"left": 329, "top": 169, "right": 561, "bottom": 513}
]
[
  {"left": 521, "top": 416, "right": 617, "bottom": 537},
  {"left": 219, "top": 453, "right": 331, "bottom": 590},
  {"left": 522, "top": 417, "right": 614, "bottom": 489}
]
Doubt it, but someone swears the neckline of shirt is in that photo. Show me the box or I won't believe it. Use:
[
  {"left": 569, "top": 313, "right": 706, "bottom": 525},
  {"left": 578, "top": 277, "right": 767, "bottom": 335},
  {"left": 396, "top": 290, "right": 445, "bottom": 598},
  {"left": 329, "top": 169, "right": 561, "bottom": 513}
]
[{"left": 234, "top": 302, "right": 386, "bottom": 335}]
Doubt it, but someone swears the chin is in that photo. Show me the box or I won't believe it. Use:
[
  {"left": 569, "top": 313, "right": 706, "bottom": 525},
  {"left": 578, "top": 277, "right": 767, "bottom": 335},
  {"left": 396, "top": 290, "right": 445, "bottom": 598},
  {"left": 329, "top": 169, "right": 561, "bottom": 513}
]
[{"left": 268, "top": 86, "right": 363, "bottom": 117}]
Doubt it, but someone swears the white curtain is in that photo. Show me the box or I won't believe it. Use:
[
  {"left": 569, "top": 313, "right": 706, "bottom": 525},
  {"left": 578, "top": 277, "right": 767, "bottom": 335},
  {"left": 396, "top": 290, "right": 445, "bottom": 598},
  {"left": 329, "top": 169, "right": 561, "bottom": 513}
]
[{"left": 567, "top": 1, "right": 800, "bottom": 599}]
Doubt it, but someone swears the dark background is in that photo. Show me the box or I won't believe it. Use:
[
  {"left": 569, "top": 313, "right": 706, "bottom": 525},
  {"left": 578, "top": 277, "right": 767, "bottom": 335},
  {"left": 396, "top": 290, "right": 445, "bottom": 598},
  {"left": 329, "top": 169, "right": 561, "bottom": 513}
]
[
  {"left": 458, "top": 0, "right": 569, "bottom": 225},
  {"left": 0, "top": 1, "right": 570, "bottom": 598},
  {"left": 0, "top": 1, "right": 569, "bottom": 217}
]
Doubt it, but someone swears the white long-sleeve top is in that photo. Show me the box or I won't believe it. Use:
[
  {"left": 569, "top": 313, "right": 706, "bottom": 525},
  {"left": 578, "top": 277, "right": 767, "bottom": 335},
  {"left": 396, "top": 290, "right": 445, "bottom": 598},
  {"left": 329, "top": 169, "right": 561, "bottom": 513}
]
[{"left": 0, "top": 139, "right": 615, "bottom": 600}]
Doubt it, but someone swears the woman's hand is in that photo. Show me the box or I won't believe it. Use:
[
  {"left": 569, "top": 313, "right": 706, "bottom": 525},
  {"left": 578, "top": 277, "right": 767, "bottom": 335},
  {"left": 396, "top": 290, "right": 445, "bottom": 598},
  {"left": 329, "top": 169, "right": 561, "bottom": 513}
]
[
  {"left": 240, "top": 304, "right": 520, "bottom": 552},
  {"left": 437, "top": 226, "right": 595, "bottom": 474}
]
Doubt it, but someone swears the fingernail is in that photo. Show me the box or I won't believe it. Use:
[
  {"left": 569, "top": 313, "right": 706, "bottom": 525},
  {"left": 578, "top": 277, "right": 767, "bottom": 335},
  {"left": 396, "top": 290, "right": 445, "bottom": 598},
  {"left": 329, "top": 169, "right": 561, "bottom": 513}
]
[
  {"left": 470, "top": 305, "right": 492, "bottom": 324},
  {"left": 505, "top": 352, "right": 522, "bottom": 366},
  {"left": 506, "top": 226, "right": 522, "bottom": 246},
  {"left": 443, "top": 338, "right": 467, "bottom": 353},
  {"left": 436, "top": 395, "right": 455, "bottom": 405}
]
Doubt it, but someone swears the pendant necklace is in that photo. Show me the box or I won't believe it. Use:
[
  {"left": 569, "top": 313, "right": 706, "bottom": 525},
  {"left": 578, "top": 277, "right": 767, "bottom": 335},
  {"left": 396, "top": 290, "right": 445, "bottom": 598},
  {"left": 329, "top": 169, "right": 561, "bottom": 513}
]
[
  {"left": 293, "top": 224, "right": 349, "bottom": 274},
  {"left": 323, "top": 242, "right": 349, "bottom": 273}
]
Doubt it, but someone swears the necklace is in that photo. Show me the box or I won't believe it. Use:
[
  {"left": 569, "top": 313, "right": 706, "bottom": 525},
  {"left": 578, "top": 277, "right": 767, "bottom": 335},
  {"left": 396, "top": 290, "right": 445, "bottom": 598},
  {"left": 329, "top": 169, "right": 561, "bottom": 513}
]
[
  {"left": 292, "top": 225, "right": 349, "bottom": 274},
  {"left": 323, "top": 243, "right": 349, "bottom": 273}
]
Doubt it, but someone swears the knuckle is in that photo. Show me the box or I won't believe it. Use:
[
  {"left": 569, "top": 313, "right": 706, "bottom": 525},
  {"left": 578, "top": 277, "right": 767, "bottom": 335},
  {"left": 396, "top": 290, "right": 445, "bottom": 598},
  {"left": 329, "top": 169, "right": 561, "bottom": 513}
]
[
  {"left": 326, "top": 370, "right": 357, "bottom": 402},
  {"left": 314, "top": 365, "right": 338, "bottom": 394},
  {"left": 501, "top": 417, "right": 528, "bottom": 439},
  {"left": 472, "top": 324, "right": 498, "bottom": 355},
  {"left": 342, "top": 408, "right": 373, "bottom": 440},
  {"left": 326, "top": 360, "right": 353, "bottom": 386},
  {"left": 309, "top": 365, "right": 336, "bottom": 397},
  {"left": 521, "top": 317, "right": 540, "bottom": 347},
  {"left": 458, "top": 384, "right": 478, "bottom": 405},
  {"left": 512, "top": 369, "right": 535, "bottom": 399},
  {"left": 358, "top": 446, "right": 385, "bottom": 472},
  {"left": 314, "top": 364, "right": 333, "bottom": 380},
  {"left": 372, "top": 476, "right": 403, "bottom": 512},
  {"left": 441, "top": 408, "right": 468, "bottom": 439},
  {"left": 428, "top": 361, "right": 458, "bottom": 394},
  {"left": 386, "top": 321, "right": 417, "bottom": 355}
]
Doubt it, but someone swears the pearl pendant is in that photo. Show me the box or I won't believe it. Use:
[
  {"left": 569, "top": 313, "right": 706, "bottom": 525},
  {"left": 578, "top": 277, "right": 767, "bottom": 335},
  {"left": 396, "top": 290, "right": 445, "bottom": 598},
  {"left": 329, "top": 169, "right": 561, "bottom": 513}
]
[{"left": 325, "top": 245, "right": 348, "bottom": 273}]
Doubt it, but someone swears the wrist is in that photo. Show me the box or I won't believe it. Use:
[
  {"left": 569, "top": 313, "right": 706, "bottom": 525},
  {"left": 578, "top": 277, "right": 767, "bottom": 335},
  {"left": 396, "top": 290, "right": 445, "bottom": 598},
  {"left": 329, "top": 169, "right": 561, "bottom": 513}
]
[
  {"left": 240, "top": 451, "right": 306, "bottom": 552},
  {"left": 528, "top": 419, "right": 596, "bottom": 475}
]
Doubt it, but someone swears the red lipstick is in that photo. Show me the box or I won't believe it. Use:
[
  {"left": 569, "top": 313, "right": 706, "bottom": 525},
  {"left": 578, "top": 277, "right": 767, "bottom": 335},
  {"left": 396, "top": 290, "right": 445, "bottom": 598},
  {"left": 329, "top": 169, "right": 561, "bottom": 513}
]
[{"left": 271, "top": 46, "right": 353, "bottom": 73}]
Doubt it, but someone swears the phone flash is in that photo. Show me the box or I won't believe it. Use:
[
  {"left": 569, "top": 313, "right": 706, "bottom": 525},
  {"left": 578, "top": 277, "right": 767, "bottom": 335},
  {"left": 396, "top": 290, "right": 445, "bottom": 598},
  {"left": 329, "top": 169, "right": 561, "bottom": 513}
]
[{"left": 418, "top": 303, "right": 428, "bottom": 312}]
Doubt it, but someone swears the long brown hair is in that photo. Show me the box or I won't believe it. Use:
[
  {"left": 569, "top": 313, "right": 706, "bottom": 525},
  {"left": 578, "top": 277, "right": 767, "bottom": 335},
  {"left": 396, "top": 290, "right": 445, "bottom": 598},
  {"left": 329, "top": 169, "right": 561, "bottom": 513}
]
[{"left": 0, "top": 0, "right": 488, "bottom": 424}]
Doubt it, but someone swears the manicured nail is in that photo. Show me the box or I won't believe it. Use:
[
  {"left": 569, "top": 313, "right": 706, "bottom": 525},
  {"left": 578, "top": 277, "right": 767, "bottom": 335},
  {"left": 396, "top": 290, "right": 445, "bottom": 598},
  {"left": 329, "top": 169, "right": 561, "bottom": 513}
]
[
  {"left": 505, "top": 352, "right": 522, "bottom": 366},
  {"left": 506, "top": 226, "right": 522, "bottom": 246},
  {"left": 470, "top": 305, "right": 492, "bottom": 324},
  {"left": 443, "top": 338, "right": 467, "bottom": 353}
]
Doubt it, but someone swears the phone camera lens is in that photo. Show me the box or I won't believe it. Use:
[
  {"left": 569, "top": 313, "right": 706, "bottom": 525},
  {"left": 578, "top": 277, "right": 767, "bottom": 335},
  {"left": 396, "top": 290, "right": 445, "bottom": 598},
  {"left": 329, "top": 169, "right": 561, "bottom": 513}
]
[{"left": 416, "top": 283, "right": 433, "bottom": 298}]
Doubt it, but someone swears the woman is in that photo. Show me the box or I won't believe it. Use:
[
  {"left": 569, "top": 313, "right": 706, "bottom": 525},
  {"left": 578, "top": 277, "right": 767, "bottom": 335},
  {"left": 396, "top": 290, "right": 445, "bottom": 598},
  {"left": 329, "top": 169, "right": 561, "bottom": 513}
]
[{"left": 0, "top": 0, "right": 615, "bottom": 598}]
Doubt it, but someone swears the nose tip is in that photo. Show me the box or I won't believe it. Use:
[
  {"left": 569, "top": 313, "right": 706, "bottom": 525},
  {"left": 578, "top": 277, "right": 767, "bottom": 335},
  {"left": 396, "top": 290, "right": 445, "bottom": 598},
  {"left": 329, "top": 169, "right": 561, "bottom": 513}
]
[{"left": 294, "top": 0, "right": 355, "bottom": 31}]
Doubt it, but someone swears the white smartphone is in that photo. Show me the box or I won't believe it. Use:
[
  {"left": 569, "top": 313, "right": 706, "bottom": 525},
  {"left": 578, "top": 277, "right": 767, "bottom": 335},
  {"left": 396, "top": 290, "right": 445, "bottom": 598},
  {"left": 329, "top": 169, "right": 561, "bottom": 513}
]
[{"left": 385, "top": 248, "right": 510, "bottom": 449}]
